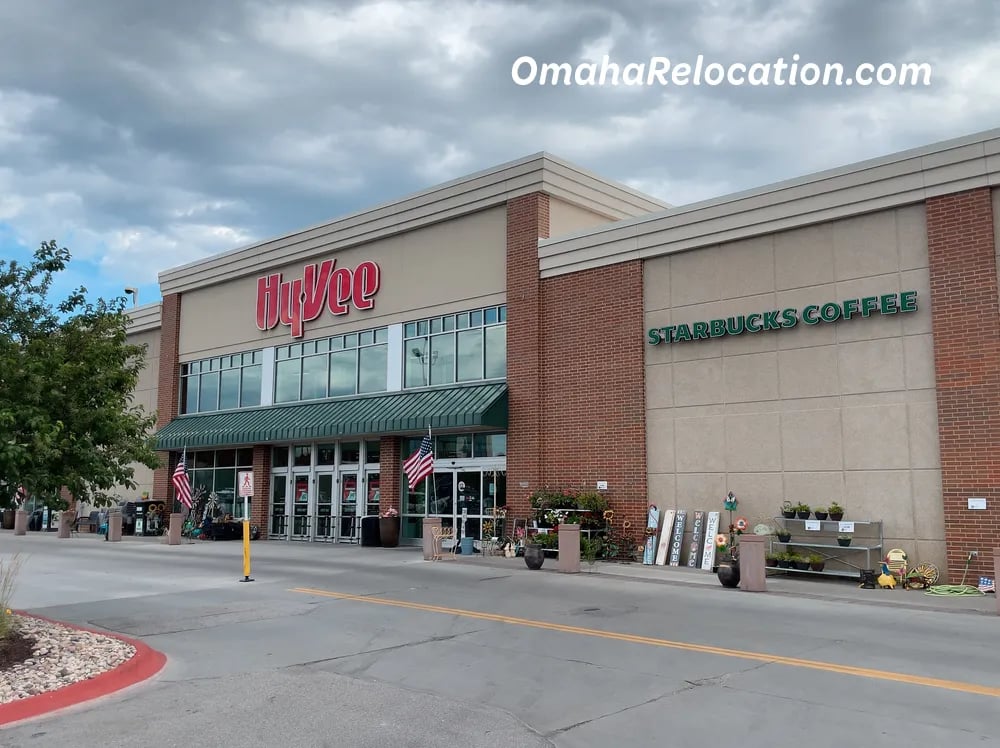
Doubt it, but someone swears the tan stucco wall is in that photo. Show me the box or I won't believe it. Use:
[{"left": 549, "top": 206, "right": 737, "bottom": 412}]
[
  {"left": 178, "top": 207, "right": 508, "bottom": 360},
  {"left": 644, "top": 204, "right": 944, "bottom": 571},
  {"left": 549, "top": 197, "right": 618, "bottom": 238},
  {"left": 100, "top": 328, "right": 160, "bottom": 507}
]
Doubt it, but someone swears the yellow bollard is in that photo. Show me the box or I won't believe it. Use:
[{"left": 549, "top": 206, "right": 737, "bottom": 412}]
[{"left": 240, "top": 519, "right": 254, "bottom": 583}]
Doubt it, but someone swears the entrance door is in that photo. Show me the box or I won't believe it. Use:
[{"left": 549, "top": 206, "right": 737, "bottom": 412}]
[
  {"left": 270, "top": 475, "right": 288, "bottom": 539},
  {"left": 337, "top": 471, "right": 358, "bottom": 541},
  {"left": 364, "top": 470, "right": 380, "bottom": 517},
  {"left": 315, "top": 473, "right": 334, "bottom": 541},
  {"left": 291, "top": 472, "right": 311, "bottom": 539}
]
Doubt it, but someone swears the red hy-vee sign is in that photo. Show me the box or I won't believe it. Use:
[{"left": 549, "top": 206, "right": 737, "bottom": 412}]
[{"left": 256, "top": 259, "right": 381, "bottom": 338}]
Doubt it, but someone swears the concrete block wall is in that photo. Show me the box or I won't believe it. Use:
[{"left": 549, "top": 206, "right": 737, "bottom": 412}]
[{"left": 643, "top": 204, "right": 946, "bottom": 576}]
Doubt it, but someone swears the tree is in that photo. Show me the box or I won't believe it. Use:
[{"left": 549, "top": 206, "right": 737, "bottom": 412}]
[{"left": 0, "top": 241, "right": 160, "bottom": 510}]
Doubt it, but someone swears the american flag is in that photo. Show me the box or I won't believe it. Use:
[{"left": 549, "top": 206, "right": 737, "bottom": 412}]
[
  {"left": 979, "top": 577, "right": 995, "bottom": 593},
  {"left": 172, "top": 450, "right": 194, "bottom": 509},
  {"left": 403, "top": 432, "right": 434, "bottom": 491}
]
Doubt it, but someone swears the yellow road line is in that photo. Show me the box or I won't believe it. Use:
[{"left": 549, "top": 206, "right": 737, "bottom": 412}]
[{"left": 290, "top": 586, "right": 1000, "bottom": 699}]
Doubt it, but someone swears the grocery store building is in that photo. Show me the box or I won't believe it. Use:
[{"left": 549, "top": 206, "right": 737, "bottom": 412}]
[{"left": 128, "top": 128, "right": 1000, "bottom": 582}]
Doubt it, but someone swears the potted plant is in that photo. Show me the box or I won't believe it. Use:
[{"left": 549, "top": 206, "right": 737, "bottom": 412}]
[
  {"left": 837, "top": 533, "right": 852, "bottom": 547},
  {"left": 378, "top": 507, "right": 400, "bottom": 548},
  {"left": 765, "top": 553, "right": 778, "bottom": 568},
  {"left": 795, "top": 503, "right": 811, "bottom": 520},
  {"left": 828, "top": 502, "right": 845, "bottom": 521},
  {"left": 524, "top": 534, "right": 545, "bottom": 569},
  {"left": 775, "top": 527, "right": 792, "bottom": 543},
  {"left": 714, "top": 533, "right": 740, "bottom": 588},
  {"left": 792, "top": 553, "right": 811, "bottom": 571},
  {"left": 813, "top": 506, "right": 828, "bottom": 521},
  {"left": 808, "top": 554, "right": 826, "bottom": 572},
  {"left": 776, "top": 552, "right": 792, "bottom": 569},
  {"left": 780, "top": 501, "right": 796, "bottom": 519}
]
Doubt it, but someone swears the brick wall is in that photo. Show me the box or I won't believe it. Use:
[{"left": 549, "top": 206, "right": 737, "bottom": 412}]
[
  {"left": 380, "top": 436, "right": 401, "bottom": 514},
  {"left": 505, "top": 193, "right": 549, "bottom": 520},
  {"left": 251, "top": 445, "right": 271, "bottom": 536},
  {"left": 152, "top": 293, "right": 182, "bottom": 500},
  {"left": 539, "top": 261, "right": 648, "bottom": 529},
  {"left": 927, "top": 187, "right": 1000, "bottom": 582}
]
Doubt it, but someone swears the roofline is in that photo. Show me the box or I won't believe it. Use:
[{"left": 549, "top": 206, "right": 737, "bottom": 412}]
[
  {"left": 126, "top": 301, "right": 161, "bottom": 333},
  {"left": 158, "top": 152, "right": 669, "bottom": 295},
  {"left": 538, "top": 127, "right": 1000, "bottom": 278}
]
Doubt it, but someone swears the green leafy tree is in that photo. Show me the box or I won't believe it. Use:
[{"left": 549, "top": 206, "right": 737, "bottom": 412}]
[{"left": 0, "top": 241, "right": 160, "bottom": 510}]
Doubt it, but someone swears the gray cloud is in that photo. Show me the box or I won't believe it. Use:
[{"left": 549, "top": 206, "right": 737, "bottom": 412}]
[{"left": 0, "top": 0, "right": 997, "bottom": 290}]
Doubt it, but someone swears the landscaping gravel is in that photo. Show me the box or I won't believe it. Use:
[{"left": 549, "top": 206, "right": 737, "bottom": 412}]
[{"left": 0, "top": 614, "right": 135, "bottom": 703}]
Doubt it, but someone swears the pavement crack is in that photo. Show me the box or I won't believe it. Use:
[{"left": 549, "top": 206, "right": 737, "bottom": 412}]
[
  {"left": 548, "top": 684, "right": 698, "bottom": 736},
  {"left": 284, "top": 628, "right": 486, "bottom": 669}
]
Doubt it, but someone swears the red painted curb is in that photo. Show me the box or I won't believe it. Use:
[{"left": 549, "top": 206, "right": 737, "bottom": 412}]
[{"left": 0, "top": 612, "right": 167, "bottom": 726}]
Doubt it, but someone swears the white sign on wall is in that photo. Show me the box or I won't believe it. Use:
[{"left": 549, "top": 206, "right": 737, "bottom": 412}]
[{"left": 968, "top": 497, "right": 987, "bottom": 510}]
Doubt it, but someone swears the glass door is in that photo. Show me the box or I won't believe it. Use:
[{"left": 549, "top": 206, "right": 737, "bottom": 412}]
[
  {"left": 315, "top": 473, "right": 334, "bottom": 541},
  {"left": 455, "top": 471, "right": 482, "bottom": 543},
  {"left": 291, "top": 473, "right": 311, "bottom": 539},
  {"left": 270, "top": 475, "right": 288, "bottom": 539},
  {"left": 365, "top": 471, "right": 380, "bottom": 517},
  {"left": 337, "top": 471, "right": 358, "bottom": 541}
]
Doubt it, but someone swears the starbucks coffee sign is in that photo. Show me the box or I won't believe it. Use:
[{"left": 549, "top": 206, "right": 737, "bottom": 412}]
[{"left": 647, "top": 291, "right": 917, "bottom": 345}]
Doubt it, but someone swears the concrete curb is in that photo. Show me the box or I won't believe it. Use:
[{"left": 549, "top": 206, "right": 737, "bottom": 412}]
[{"left": 0, "top": 613, "right": 167, "bottom": 727}]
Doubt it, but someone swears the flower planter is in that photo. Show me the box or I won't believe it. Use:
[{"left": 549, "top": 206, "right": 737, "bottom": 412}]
[
  {"left": 717, "top": 561, "right": 740, "bottom": 588},
  {"left": 378, "top": 517, "right": 400, "bottom": 548},
  {"left": 781, "top": 510, "right": 796, "bottom": 519},
  {"left": 523, "top": 544, "right": 545, "bottom": 570},
  {"left": 796, "top": 511, "right": 811, "bottom": 520},
  {"left": 837, "top": 538, "right": 852, "bottom": 547},
  {"left": 776, "top": 559, "right": 792, "bottom": 569},
  {"left": 829, "top": 512, "right": 844, "bottom": 522},
  {"left": 810, "top": 562, "right": 826, "bottom": 572},
  {"left": 793, "top": 560, "right": 810, "bottom": 571},
  {"left": 765, "top": 557, "right": 777, "bottom": 568},
  {"left": 814, "top": 512, "right": 828, "bottom": 521},
  {"left": 776, "top": 533, "right": 791, "bottom": 543}
]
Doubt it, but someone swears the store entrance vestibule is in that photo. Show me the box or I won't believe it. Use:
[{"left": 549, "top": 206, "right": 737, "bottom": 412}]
[{"left": 269, "top": 441, "right": 380, "bottom": 543}]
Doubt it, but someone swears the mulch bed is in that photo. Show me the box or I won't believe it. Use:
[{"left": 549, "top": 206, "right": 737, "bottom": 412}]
[{"left": 0, "top": 628, "right": 35, "bottom": 671}]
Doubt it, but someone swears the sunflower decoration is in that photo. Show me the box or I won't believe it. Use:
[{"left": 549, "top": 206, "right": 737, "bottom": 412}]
[
  {"left": 734, "top": 517, "right": 749, "bottom": 533},
  {"left": 603, "top": 509, "right": 614, "bottom": 522},
  {"left": 714, "top": 533, "right": 729, "bottom": 554}
]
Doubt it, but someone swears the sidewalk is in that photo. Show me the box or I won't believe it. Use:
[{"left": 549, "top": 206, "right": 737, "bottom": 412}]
[{"left": 451, "top": 553, "right": 999, "bottom": 616}]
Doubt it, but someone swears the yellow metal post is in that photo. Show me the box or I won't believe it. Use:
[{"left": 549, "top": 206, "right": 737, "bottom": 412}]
[{"left": 239, "top": 495, "right": 254, "bottom": 583}]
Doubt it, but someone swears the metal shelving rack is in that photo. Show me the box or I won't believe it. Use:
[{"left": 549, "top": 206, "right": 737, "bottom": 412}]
[{"left": 768, "top": 517, "right": 883, "bottom": 578}]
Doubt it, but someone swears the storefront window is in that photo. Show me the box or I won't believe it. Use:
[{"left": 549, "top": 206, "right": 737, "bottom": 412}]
[
  {"left": 181, "top": 351, "right": 263, "bottom": 414},
  {"left": 271, "top": 327, "right": 388, "bottom": 403},
  {"left": 404, "top": 305, "right": 506, "bottom": 389},
  {"left": 182, "top": 449, "right": 253, "bottom": 519}
]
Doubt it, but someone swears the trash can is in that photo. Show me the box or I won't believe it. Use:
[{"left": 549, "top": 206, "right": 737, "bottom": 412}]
[
  {"left": 360, "top": 516, "right": 381, "bottom": 547},
  {"left": 460, "top": 536, "right": 475, "bottom": 555}
]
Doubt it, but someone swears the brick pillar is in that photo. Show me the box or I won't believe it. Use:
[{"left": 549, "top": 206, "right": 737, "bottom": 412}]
[
  {"left": 153, "top": 293, "right": 182, "bottom": 500},
  {"left": 505, "top": 193, "right": 549, "bottom": 522},
  {"left": 251, "top": 446, "right": 271, "bottom": 537},
  {"left": 540, "top": 261, "right": 647, "bottom": 530},
  {"left": 380, "top": 436, "right": 401, "bottom": 513},
  {"left": 927, "top": 188, "right": 1000, "bottom": 583}
]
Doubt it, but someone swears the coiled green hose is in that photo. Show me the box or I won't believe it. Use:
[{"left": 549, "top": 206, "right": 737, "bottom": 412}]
[{"left": 924, "top": 554, "right": 985, "bottom": 596}]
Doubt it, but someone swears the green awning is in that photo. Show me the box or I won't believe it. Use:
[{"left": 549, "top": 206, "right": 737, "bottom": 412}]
[{"left": 154, "top": 382, "right": 508, "bottom": 450}]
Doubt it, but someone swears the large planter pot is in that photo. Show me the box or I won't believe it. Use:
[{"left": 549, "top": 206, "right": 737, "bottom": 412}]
[
  {"left": 379, "top": 517, "right": 400, "bottom": 548},
  {"left": 524, "top": 544, "right": 545, "bottom": 570},
  {"left": 814, "top": 512, "right": 828, "bottom": 521},
  {"left": 829, "top": 512, "right": 844, "bottom": 522},
  {"left": 796, "top": 510, "right": 811, "bottom": 520},
  {"left": 1, "top": 508, "right": 14, "bottom": 530},
  {"left": 717, "top": 561, "right": 740, "bottom": 588}
]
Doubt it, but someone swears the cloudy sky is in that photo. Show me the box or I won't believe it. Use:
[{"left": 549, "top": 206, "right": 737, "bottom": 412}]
[{"left": 1, "top": 0, "right": 997, "bottom": 307}]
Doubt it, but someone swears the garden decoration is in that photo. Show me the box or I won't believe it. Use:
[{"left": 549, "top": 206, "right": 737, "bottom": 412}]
[
  {"left": 877, "top": 562, "right": 897, "bottom": 589},
  {"left": 715, "top": 492, "right": 742, "bottom": 588},
  {"left": 643, "top": 504, "right": 660, "bottom": 565}
]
